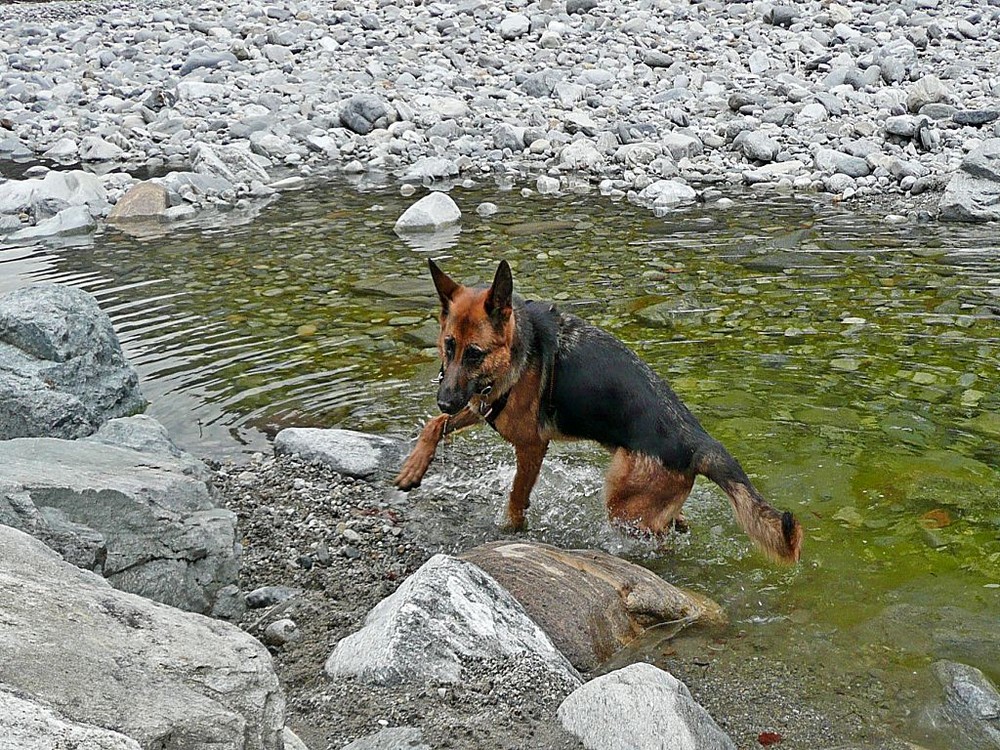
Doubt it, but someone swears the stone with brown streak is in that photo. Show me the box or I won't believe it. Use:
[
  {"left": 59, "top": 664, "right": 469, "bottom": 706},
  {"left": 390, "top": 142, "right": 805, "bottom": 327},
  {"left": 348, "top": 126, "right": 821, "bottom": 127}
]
[{"left": 459, "top": 540, "right": 725, "bottom": 672}]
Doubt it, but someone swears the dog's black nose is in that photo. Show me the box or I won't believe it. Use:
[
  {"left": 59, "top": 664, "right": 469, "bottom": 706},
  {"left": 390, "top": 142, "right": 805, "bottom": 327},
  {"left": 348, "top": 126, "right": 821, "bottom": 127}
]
[{"left": 437, "top": 396, "right": 466, "bottom": 415}]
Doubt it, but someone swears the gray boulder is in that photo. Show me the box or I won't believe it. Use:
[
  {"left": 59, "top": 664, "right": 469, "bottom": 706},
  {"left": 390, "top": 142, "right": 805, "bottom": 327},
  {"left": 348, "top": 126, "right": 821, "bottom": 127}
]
[
  {"left": 0, "top": 169, "right": 108, "bottom": 217},
  {"left": 274, "top": 427, "right": 403, "bottom": 479},
  {"left": 339, "top": 94, "right": 392, "bottom": 135},
  {"left": 42, "top": 137, "right": 79, "bottom": 160},
  {"left": 179, "top": 49, "right": 239, "bottom": 76},
  {"left": 79, "top": 135, "right": 125, "bottom": 162},
  {"left": 558, "top": 663, "right": 736, "bottom": 750},
  {"left": 559, "top": 139, "right": 605, "bottom": 170},
  {"left": 636, "top": 179, "right": 697, "bottom": 207},
  {"left": 739, "top": 131, "right": 781, "bottom": 162},
  {"left": 191, "top": 141, "right": 271, "bottom": 186},
  {"left": 499, "top": 13, "right": 530, "bottom": 41},
  {"left": 324, "top": 553, "right": 582, "bottom": 687},
  {"left": 0, "top": 419, "right": 241, "bottom": 618},
  {"left": 1, "top": 688, "right": 141, "bottom": 750},
  {"left": 907, "top": 75, "right": 952, "bottom": 113},
  {"left": 459, "top": 541, "right": 724, "bottom": 672},
  {"left": 154, "top": 170, "right": 235, "bottom": 203},
  {"left": 0, "top": 525, "right": 284, "bottom": 750},
  {"left": 8, "top": 204, "right": 96, "bottom": 240},
  {"left": 401, "top": 156, "right": 459, "bottom": 183},
  {"left": 0, "top": 284, "right": 145, "bottom": 440},
  {"left": 939, "top": 139, "right": 1000, "bottom": 222},
  {"left": 814, "top": 148, "right": 871, "bottom": 178},
  {"left": 567, "top": 0, "right": 599, "bottom": 13},
  {"left": 931, "top": 660, "right": 1000, "bottom": 747}
]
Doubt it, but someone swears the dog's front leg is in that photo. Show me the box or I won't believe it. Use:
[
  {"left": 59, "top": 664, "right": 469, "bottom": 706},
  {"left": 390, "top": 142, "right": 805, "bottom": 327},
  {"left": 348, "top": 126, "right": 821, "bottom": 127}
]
[
  {"left": 395, "top": 407, "right": 480, "bottom": 491},
  {"left": 501, "top": 441, "right": 549, "bottom": 531}
]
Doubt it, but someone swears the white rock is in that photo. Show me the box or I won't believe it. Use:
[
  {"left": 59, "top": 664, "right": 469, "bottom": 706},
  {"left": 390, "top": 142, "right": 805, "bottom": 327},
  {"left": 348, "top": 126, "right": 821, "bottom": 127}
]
[
  {"left": 559, "top": 139, "right": 605, "bottom": 170},
  {"left": 274, "top": 427, "right": 402, "bottom": 478},
  {"left": 177, "top": 80, "right": 227, "bottom": 100},
  {"left": 536, "top": 175, "right": 560, "bottom": 194},
  {"left": 795, "top": 102, "right": 829, "bottom": 125},
  {"left": 499, "top": 13, "right": 530, "bottom": 40},
  {"left": 637, "top": 179, "right": 697, "bottom": 206},
  {"left": 42, "top": 137, "right": 79, "bottom": 159},
  {"left": 324, "top": 554, "right": 582, "bottom": 687},
  {"left": 662, "top": 132, "right": 703, "bottom": 160},
  {"left": 79, "top": 135, "right": 125, "bottom": 162},
  {"left": 559, "top": 663, "right": 736, "bottom": 750},
  {"left": 748, "top": 49, "right": 770, "bottom": 74},
  {"left": 9, "top": 205, "right": 95, "bottom": 240},
  {"left": 393, "top": 192, "right": 462, "bottom": 232}
]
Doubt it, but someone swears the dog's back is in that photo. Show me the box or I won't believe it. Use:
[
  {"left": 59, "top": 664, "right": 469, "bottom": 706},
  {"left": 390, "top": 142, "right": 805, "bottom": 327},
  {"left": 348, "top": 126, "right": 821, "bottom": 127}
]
[{"left": 527, "top": 302, "right": 802, "bottom": 562}]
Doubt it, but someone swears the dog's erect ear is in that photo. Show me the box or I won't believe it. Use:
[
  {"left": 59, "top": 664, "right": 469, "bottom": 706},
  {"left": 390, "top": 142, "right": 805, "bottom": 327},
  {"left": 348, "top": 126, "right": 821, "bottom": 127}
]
[
  {"left": 428, "top": 258, "right": 460, "bottom": 311},
  {"left": 484, "top": 260, "right": 513, "bottom": 323}
]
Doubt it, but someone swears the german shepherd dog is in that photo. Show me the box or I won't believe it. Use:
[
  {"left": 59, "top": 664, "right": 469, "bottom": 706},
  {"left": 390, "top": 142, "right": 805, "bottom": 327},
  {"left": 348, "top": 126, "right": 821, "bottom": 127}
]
[{"left": 395, "top": 260, "right": 803, "bottom": 563}]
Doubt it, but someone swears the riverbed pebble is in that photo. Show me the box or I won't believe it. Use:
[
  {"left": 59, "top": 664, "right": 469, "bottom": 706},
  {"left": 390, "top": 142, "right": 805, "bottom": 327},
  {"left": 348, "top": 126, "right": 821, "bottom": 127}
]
[{"left": 1, "top": 0, "right": 999, "bottom": 232}]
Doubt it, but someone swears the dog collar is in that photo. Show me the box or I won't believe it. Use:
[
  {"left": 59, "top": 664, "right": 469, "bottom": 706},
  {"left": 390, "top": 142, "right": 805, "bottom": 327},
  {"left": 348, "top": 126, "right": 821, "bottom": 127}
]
[{"left": 482, "top": 389, "right": 510, "bottom": 429}]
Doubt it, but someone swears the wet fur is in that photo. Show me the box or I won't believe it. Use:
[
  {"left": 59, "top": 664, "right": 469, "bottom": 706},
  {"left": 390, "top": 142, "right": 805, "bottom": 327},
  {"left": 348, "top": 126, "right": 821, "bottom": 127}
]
[{"left": 396, "top": 260, "right": 803, "bottom": 564}]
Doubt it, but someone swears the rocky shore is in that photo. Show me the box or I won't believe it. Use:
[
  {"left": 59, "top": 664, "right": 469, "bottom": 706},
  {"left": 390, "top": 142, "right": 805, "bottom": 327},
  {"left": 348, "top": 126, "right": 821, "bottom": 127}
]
[
  {"left": 4, "top": 0, "right": 1000, "bottom": 748},
  {"left": 2, "top": 0, "right": 1000, "bottom": 236}
]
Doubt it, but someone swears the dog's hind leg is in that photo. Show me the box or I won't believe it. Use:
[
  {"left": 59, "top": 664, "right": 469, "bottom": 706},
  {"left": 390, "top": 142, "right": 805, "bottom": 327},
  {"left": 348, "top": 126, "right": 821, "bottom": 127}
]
[
  {"left": 605, "top": 449, "right": 695, "bottom": 536},
  {"left": 501, "top": 440, "right": 548, "bottom": 531}
]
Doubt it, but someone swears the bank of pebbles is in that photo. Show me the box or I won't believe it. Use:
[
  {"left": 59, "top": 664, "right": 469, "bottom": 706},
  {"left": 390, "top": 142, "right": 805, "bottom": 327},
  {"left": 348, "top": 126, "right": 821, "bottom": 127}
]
[
  {"left": 1, "top": 0, "right": 999, "bottom": 211},
  {"left": 213, "top": 453, "right": 585, "bottom": 750}
]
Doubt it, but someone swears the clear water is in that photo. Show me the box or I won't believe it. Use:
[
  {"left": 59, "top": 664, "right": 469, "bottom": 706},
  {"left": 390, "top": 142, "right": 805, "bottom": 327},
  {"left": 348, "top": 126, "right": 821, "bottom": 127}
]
[{"left": 3, "top": 177, "right": 998, "bottom": 747}]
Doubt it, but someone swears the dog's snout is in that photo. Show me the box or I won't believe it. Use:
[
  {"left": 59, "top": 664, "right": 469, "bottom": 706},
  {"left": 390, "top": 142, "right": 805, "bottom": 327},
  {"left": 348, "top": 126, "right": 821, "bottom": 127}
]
[{"left": 437, "top": 394, "right": 467, "bottom": 415}]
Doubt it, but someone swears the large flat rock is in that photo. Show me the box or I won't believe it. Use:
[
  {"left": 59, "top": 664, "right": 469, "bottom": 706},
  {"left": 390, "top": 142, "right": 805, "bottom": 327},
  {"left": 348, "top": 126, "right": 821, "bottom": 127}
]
[
  {"left": 0, "top": 418, "right": 241, "bottom": 617},
  {"left": 0, "top": 525, "right": 284, "bottom": 750}
]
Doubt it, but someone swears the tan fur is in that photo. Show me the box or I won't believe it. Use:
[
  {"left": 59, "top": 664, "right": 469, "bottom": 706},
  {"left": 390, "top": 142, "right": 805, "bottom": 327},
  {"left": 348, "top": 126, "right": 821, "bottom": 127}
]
[
  {"left": 605, "top": 450, "right": 695, "bottom": 535},
  {"left": 395, "top": 407, "right": 481, "bottom": 491},
  {"left": 723, "top": 483, "right": 802, "bottom": 563}
]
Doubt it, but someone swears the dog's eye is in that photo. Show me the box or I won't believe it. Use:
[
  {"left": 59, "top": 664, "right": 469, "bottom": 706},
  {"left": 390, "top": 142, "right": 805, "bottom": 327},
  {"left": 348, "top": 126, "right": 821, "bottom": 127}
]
[
  {"left": 444, "top": 338, "right": 456, "bottom": 359},
  {"left": 463, "top": 346, "right": 487, "bottom": 366}
]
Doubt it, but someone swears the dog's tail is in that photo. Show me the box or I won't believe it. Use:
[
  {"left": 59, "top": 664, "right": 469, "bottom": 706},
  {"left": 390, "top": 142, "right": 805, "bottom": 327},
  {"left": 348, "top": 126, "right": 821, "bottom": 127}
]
[{"left": 696, "top": 441, "right": 802, "bottom": 564}]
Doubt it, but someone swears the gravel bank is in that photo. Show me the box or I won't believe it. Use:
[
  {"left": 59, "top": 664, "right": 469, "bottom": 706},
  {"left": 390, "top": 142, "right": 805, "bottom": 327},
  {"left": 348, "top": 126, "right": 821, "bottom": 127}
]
[
  {"left": 1, "top": 0, "right": 999, "bottom": 217},
  {"left": 214, "top": 454, "right": 585, "bottom": 750}
]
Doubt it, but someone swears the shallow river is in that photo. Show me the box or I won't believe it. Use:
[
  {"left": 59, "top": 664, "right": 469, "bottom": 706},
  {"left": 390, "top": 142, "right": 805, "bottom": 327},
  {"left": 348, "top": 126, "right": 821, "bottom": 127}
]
[{"left": 3, "top": 177, "right": 998, "bottom": 748}]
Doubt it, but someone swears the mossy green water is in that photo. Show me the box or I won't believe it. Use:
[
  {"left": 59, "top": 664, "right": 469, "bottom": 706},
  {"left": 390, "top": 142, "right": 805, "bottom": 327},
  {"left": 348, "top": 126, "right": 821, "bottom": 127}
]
[{"left": 27, "top": 179, "right": 998, "bottom": 745}]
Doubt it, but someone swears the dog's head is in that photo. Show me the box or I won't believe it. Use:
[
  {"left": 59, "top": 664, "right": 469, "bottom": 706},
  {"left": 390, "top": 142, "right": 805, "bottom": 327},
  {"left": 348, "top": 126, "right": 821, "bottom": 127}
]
[{"left": 428, "top": 259, "right": 515, "bottom": 415}]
